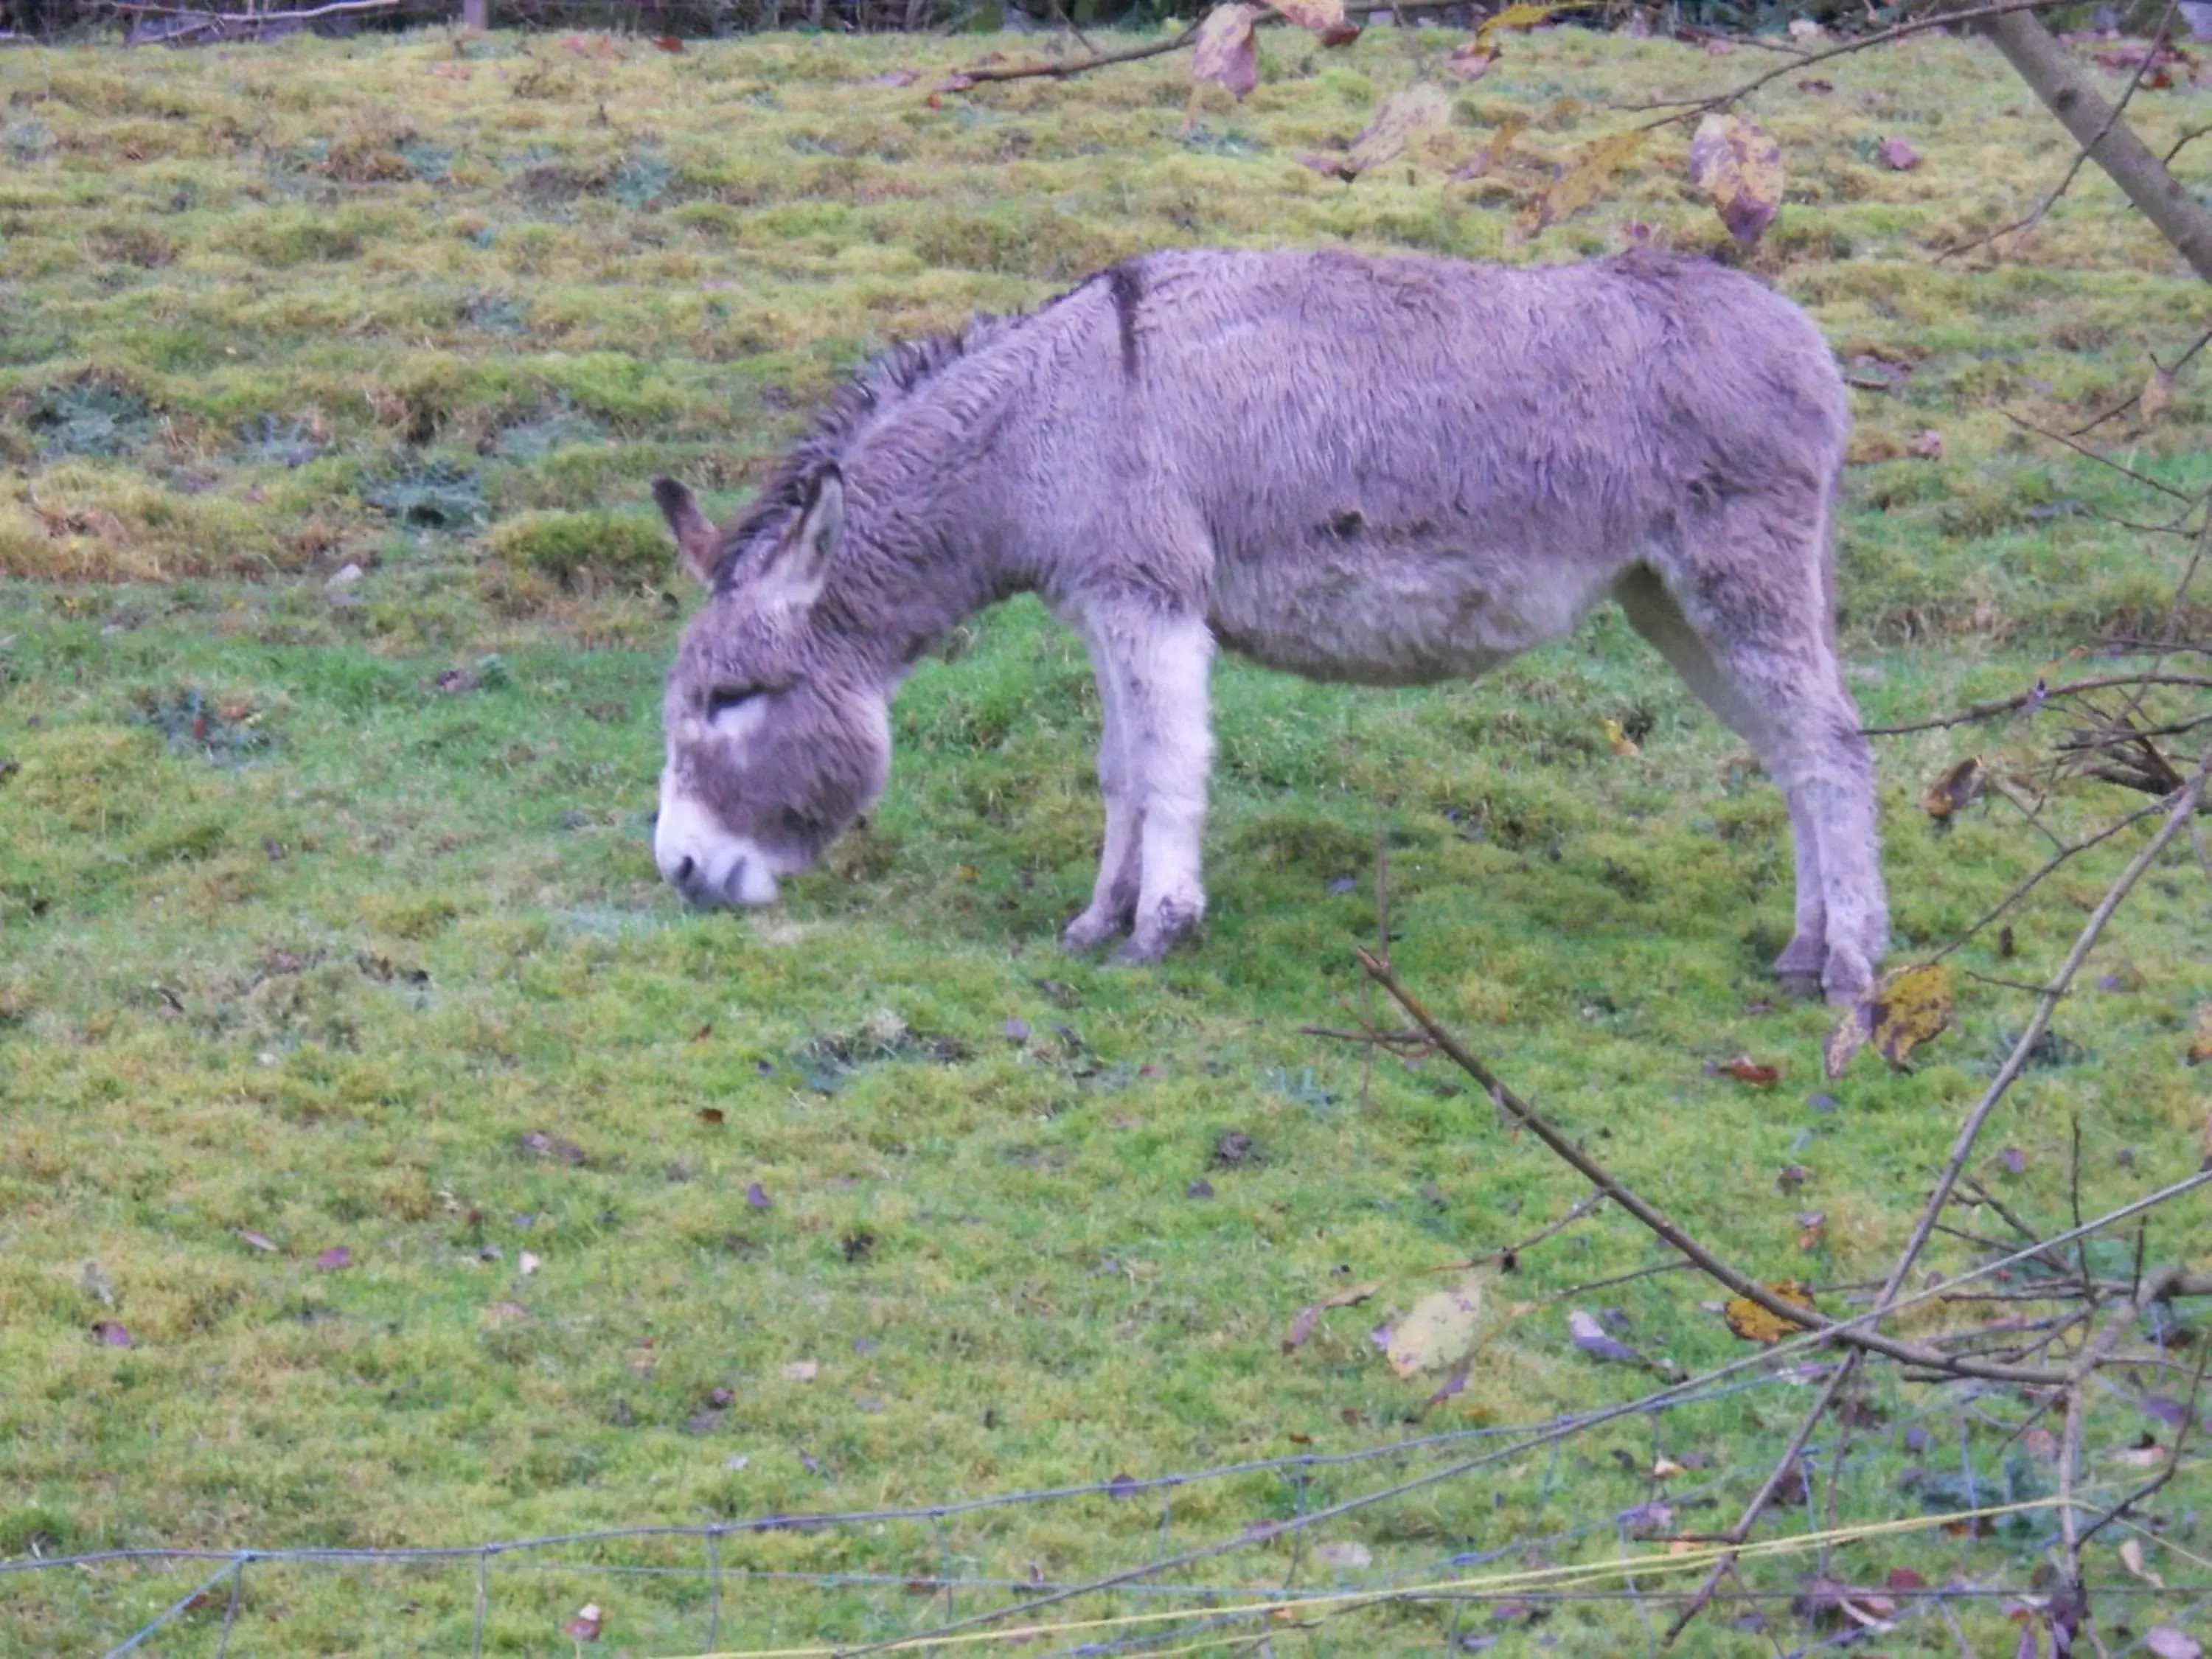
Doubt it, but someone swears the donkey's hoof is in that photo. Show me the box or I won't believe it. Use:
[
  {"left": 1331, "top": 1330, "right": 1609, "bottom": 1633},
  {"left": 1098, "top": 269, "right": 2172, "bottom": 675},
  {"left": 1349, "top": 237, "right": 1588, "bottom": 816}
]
[
  {"left": 1820, "top": 946, "right": 1874, "bottom": 1006},
  {"left": 1113, "top": 899, "right": 1203, "bottom": 965},
  {"left": 1060, "top": 911, "right": 1124, "bottom": 953}
]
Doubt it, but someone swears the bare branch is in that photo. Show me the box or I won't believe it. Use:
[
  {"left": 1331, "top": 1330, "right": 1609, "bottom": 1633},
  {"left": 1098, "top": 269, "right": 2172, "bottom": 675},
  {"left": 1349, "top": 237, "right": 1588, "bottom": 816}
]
[{"left": 1863, "top": 672, "right": 2212, "bottom": 737}]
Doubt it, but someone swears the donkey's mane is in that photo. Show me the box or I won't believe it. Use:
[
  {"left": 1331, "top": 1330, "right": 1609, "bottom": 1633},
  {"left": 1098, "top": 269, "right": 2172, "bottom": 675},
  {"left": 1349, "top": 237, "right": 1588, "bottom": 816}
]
[{"left": 714, "top": 313, "right": 1022, "bottom": 585}]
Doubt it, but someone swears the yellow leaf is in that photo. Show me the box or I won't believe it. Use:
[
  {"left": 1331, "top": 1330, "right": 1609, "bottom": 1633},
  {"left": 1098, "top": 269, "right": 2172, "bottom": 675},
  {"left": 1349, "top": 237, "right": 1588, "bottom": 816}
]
[
  {"left": 1273, "top": 0, "right": 1346, "bottom": 30},
  {"left": 1526, "top": 128, "right": 1646, "bottom": 232},
  {"left": 1601, "top": 717, "right": 1641, "bottom": 758},
  {"left": 2120, "top": 1537, "right": 2166, "bottom": 1590},
  {"left": 1476, "top": 0, "right": 1573, "bottom": 49},
  {"left": 1343, "top": 83, "right": 1454, "bottom": 176},
  {"left": 1722, "top": 1280, "right": 1819, "bottom": 1345},
  {"left": 1442, "top": 39, "right": 1499, "bottom": 82},
  {"left": 1652, "top": 1457, "right": 1687, "bottom": 1478},
  {"left": 1192, "top": 2, "right": 1262, "bottom": 100},
  {"left": 1871, "top": 962, "right": 1953, "bottom": 1070},
  {"left": 1827, "top": 962, "right": 1954, "bottom": 1079},
  {"left": 1385, "top": 1270, "right": 1486, "bottom": 1378},
  {"left": 1688, "top": 113, "right": 1784, "bottom": 251}
]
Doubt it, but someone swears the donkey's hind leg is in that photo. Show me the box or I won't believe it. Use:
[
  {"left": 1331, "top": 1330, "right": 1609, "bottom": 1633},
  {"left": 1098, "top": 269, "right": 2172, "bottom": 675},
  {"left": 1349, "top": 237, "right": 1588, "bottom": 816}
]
[{"left": 1615, "top": 549, "right": 1887, "bottom": 1004}]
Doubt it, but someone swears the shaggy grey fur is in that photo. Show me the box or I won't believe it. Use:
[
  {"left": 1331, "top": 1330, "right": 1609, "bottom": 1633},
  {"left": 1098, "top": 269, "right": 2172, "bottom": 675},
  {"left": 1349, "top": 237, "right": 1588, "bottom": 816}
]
[{"left": 651, "top": 248, "right": 1888, "bottom": 1001}]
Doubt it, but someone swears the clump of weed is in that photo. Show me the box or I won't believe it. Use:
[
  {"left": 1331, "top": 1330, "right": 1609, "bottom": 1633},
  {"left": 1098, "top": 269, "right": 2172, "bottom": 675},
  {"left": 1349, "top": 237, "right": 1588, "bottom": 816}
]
[
  {"left": 482, "top": 509, "right": 668, "bottom": 594},
  {"left": 24, "top": 379, "right": 156, "bottom": 461},
  {"left": 132, "top": 687, "right": 277, "bottom": 768},
  {"left": 361, "top": 456, "right": 486, "bottom": 530},
  {"left": 792, "top": 1009, "right": 968, "bottom": 1094}
]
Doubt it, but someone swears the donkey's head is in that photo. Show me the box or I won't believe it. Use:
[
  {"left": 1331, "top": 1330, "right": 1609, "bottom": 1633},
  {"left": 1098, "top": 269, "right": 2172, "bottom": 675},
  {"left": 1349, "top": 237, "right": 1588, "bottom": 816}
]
[{"left": 650, "top": 467, "right": 891, "bottom": 910}]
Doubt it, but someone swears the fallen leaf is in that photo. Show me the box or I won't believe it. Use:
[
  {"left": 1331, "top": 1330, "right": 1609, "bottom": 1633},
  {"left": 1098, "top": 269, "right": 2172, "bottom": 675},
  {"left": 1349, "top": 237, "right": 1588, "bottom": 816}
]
[
  {"left": 1188, "top": 1178, "right": 1215, "bottom": 1199},
  {"left": 1722, "top": 1055, "right": 1781, "bottom": 1086},
  {"left": 484, "top": 1300, "right": 529, "bottom": 1326},
  {"left": 79, "top": 1260, "right": 115, "bottom": 1307},
  {"left": 2145, "top": 1628, "right": 2202, "bottom": 1659},
  {"left": 1450, "top": 115, "right": 1527, "bottom": 180},
  {"left": 2185, "top": 1005, "right": 2211, "bottom": 1064},
  {"left": 2140, "top": 361, "right": 2174, "bottom": 423},
  {"left": 519, "top": 1251, "right": 540, "bottom": 1276},
  {"left": 1530, "top": 128, "right": 1647, "bottom": 231},
  {"left": 564, "top": 1601, "right": 604, "bottom": 1641},
  {"left": 1424, "top": 1361, "right": 1472, "bottom": 1411},
  {"left": 698, "top": 1107, "right": 726, "bottom": 1126},
  {"left": 2119, "top": 1537, "right": 2166, "bottom": 1589},
  {"left": 1877, "top": 136, "right": 1921, "bottom": 170},
  {"left": 2023, "top": 1425, "right": 2059, "bottom": 1461},
  {"left": 862, "top": 66, "right": 919, "bottom": 87},
  {"left": 1601, "top": 716, "right": 1641, "bottom": 757},
  {"left": 745, "top": 1182, "right": 771, "bottom": 1211},
  {"left": 1776, "top": 1163, "right": 1812, "bottom": 1191},
  {"left": 2113, "top": 1435, "right": 2166, "bottom": 1469},
  {"left": 1318, "top": 21, "right": 1361, "bottom": 44},
  {"left": 93, "top": 1320, "right": 133, "bottom": 1347},
  {"left": 1191, "top": 2, "right": 1262, "bottom": 100},
  {"left": 1921, "top": 757, "right": 1987, "bottom": 819},
  {"left": 1442, "top": 40, "right": 1499, "bottom": 80},
  {"left": 1688, "top": 113, "right": 1783, "bottom": 251},
  {"left": 1273, "top": 0, "right": 1345, "bottom": 29},
  {"left": 1284, "top": 1280, "right": 1383, "bottom": 1353},
  {"left": 1386, "top": 1272, "right": 1486, "bottom": 1377},
  {"left": 1886, "top": 1568, "right": 1925, "bottom": 1590},
  {"left": 1909, "top": 428, "right": 1944, "bottom": 459},
  {"left": 1652, "top": 1456, "right": 1687, "bottom": 1478},
  {"left": 1312, "top": 82, "right": 1455, "bottom": 181},
  {"left": 1795, "top": 1211, "right": 1828, "bottom": 1251},
  {"left": 1476, "top": 1, "right": 1574, "bottom": 47},
  {"left": 1567, "top": 1307, "right": 1642, "bottom": 1365},
  {"left": 2001, "top": 1145, "right": 2026, "bottom": 1175},
  {"left": 1722, "top": 1281, "right": 1819, "bottom": 1345},
  {"left": 1621, "top": 1500, "right": 1674, "bottom": 1538},
  {"left": 782, "top": 1360, "right": 819, "bottom": 1382},
  {"left": 316, "top": 1246, "right": 352, "bottom": 1271},
  {"left": 237, "top": 1229, "right": 277, "bottom": 1253},
  {"left": 1797, "top": 77, "right": 1835, "bottom": 93},
  {"left": 1826, "top": 962, "right": 1954, "bottom": 1079},
  {"left": 1311, "top": 1540, "right": 1371, "bottom": 1569}
]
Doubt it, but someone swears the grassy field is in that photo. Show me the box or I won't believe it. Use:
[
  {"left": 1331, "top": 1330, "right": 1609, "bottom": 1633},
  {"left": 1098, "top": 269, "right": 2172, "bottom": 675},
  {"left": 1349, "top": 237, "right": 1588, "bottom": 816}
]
[{"left": 3, "top": 18, "right": 2211, "bottom": 1656}]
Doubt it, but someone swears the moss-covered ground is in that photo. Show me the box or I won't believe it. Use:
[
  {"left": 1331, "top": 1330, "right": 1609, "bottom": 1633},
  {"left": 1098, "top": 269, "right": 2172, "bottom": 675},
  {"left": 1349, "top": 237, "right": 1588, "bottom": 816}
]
[{"left": 2, "top": 20, "right": 2210, "bottom": 1656}]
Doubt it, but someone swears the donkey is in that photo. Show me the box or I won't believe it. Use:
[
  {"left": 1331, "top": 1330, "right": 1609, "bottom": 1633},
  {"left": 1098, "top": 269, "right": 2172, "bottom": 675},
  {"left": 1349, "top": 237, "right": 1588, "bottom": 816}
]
[{"left": 650, "top": 248, "right": 1888, "bottom": 1001}]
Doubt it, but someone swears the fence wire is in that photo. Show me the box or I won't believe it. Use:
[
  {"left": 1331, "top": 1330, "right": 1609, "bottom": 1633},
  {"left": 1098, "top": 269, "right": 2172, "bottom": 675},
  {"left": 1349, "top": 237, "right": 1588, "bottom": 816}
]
[{"left": 7, "top": 1353, "right": 2206, "bottom": 1658}]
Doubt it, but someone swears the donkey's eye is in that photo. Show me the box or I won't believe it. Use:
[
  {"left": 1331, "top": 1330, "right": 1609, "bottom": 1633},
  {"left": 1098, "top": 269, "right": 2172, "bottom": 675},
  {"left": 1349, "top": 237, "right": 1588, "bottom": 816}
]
[{"left": 705, "top": 686, "right": 765, "bottom": 720}]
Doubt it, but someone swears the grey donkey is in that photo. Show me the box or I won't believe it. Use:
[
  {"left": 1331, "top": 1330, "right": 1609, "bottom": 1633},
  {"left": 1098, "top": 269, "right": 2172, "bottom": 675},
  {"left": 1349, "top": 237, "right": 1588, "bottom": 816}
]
[{"left": 650, "top": 248, "right": 1888, "bottom": 1001}]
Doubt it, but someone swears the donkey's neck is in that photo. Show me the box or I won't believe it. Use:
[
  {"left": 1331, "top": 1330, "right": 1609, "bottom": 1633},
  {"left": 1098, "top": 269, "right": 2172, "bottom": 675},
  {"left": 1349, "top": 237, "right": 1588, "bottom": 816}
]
[{"left": 818, "top": 386, "right": 1031, "bottom": 678}]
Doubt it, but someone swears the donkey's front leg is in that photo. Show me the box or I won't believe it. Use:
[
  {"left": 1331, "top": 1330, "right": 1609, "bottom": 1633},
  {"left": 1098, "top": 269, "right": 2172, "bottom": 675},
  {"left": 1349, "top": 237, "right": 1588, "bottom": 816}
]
[
  {"left": 1061, "top": 650, "right": 1143, "bottom": 952},
  {"left": 1110, "top": 612, "right": 1217, "bottom": 964}
]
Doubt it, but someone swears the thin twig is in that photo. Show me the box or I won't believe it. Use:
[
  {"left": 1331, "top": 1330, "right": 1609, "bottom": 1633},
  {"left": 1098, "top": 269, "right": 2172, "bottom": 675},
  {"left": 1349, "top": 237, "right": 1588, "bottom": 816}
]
[
  {"left": 1864, "top": 673, "right": 2212, "bottom": 737},
  {"left": 1936, "top": 1, "right": 2178, "bottom": 265}
]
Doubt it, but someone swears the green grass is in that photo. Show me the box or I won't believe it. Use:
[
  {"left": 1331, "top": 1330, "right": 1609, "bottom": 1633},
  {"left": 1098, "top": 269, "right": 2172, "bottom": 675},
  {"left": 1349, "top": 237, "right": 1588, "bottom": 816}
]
[{"left": 3, "top": 20, "right": 2211, "bottom": 1657}]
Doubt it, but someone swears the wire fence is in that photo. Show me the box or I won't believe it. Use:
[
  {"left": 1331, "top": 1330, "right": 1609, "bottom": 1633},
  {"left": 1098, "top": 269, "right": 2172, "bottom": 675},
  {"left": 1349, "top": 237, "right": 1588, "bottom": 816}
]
[{"left": 8, "top": 1349, "right": 2207, "bottom": 1658}]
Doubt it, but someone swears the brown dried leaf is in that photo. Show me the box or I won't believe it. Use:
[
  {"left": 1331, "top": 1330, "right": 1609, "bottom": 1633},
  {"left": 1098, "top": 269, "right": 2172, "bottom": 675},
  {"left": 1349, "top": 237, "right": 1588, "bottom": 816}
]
[
  {"left": 2146, "top": 1628, "right": 2203, "bottom": 1659},
  {"left": 1273, "top": 0, "right": 1346, "bottom": 31},
  {"left": 1601, "top": 716, "right": 1641, "bottom": 758},
  {"left": 564, "top": 1602, "right": 604, "bottom": 1641},
  {"left": 1921, "top": 756, "right": 1986, "bottom": 819},
  {"left": 1192, "top": 3, "right": 1262, "bottom": 100},
  {"left": 1443, "top": 40, "right": 1500, "bottom": 82},
  {"left": 1721, "top": 1055, "right": 1780, "bottom": 1086},
  {"left": 782, "top": 1359, "right": 819, "bottom": 1382},
  {"left": 1795, "top": 1211, "right": 1828, "bottom": 1251},
  {"left": 1909, "top": 428, "right": 1944, "bottom": 459},
  {"left": 1451, "top": 115, "right": 1527, "bottom": 181},
  {"left": 1722, "top": 1280, "right": 1818, "bottom": 1345},
  {"left": 2142, "top": 361, "right": 2175, "bottom": 424},
  {"left": 1688, "top": 113, "right": 1783, "bottom": 251},
  {"left": 1530, "top": 128, "right": 1647, "bottom": 231},
  {"left": 2189, "top": 1006, "right": 2212, "bottom": 1065},
  {"left": 1284, "top": 1279, "right": 1382, "bottom": 1353},
  {"left": 1318, "top": 21, "right": 1361, "bottom": 45},
  {"left": 1877, "top": 136, "right": 1921, "bottom": 170}
]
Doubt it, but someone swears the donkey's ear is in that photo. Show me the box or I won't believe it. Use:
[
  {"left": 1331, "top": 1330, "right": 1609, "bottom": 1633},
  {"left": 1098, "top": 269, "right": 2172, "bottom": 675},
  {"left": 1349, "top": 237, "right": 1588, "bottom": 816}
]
[
  {"left": 757, "top": 466, "right": 844, "bottom": 611},
  {"left": 654, "top": 477, "right": 721, "bottom": 588}
]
